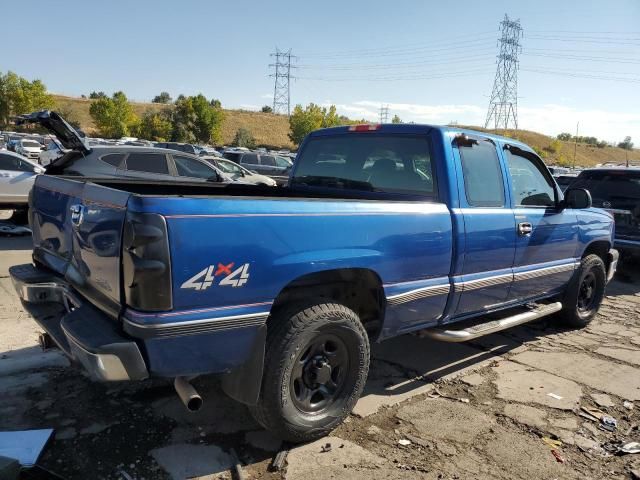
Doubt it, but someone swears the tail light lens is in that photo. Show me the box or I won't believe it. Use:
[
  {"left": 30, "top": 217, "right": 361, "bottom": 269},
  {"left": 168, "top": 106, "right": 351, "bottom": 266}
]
[{"left": 122, "top": 212, "right": 172, "bottom": 311}]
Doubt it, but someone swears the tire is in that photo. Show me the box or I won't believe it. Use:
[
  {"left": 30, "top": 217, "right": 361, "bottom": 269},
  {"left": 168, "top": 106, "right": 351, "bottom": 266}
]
[
  {"left": 249, "top": 301, "right": 370, "bottom": 443},
  {"left": 557, "top": 254, "right": 606, "bottom": 328}
]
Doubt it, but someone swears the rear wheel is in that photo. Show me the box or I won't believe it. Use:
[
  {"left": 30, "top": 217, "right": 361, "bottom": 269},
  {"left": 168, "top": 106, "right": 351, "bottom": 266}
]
[
  {"left": 557, "top": 254, "right": 606, "bottom": 328},
  {"left": 250, "top": 302, "right": 369, "bottom": 443}
]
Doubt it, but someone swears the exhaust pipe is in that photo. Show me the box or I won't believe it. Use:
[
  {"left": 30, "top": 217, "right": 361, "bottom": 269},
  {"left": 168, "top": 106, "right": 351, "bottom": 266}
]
[{"left": 174, "top": 377, "right": 203, "bottom": 412}]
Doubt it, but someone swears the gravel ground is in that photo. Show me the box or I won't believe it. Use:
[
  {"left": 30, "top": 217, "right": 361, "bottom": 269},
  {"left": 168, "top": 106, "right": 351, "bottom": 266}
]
[{"left": 0, "top": 223, "right": 639, "bottom": 479}]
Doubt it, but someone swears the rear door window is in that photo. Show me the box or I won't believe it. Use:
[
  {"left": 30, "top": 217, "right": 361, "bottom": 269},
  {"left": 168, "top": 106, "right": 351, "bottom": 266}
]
[
  {"left": 100, "top": 153, "right": 125, "bottom": 167},
  {"left": 173, "top": 155, "right": 217, "bottom": 179},
  {"left": 261, "top": 155, "right": 276, "bottom": 166},
  {"left": 241, "top": 154, "right": 259, "bottom": 166},
  {"left": 125, "top": 153, "right": 169, "bottom": 174},
  {"left": 457, "top": 140, "right": 505, "bottom": 207}
]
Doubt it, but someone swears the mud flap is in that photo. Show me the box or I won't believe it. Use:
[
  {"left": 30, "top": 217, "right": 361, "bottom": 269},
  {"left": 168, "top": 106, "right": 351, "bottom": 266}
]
[{"left": 220, "top": 324, "right": 266, "bottom": 405}]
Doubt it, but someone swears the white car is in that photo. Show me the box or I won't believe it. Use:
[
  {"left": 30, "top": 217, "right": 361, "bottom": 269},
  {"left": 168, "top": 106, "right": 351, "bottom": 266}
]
[
  {"left": 0, "top": 150, "right": 44, "bottom": 209},
  {"left": 204, "top": 157, "right": 277, "bottom": 186},
  {"left": 39, "top": 138, "right": 65, "bottom": 166},
  {"left": 15, "top": 139, "right": 43, "bottom": 162}
]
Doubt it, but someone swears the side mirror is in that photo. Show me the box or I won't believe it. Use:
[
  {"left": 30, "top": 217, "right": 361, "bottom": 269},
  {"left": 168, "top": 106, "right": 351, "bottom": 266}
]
[{"left": 564, "top": 188, "right": 592, "bottom": 209}]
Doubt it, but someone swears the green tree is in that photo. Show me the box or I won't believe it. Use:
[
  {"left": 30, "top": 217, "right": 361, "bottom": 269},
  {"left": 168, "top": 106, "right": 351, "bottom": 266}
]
[
  {"left": 391, "top": 114, "right": 402, "bottom": 124},
  {"left": 288, "top": 103, "right": 342, "bottom": 144},
  {"left": 152, "top": 91, "right": 172, "bottom": 104},
  {"left": 57, "top": 108, "right": 83, "bottom": 131},
  {"left": 618, "top": 136, "right": 634, "bottom": 150},
  {"left": 557, "top": 132, "right": 572, "bottom": 141},
  {"left": 261, "top": 105, "right": 273, "bottom": 113},
  {"left": 89, "top": 91, "right": 140, "bottom": 138},
  {"left": 0, "top": 71, "right": 55, "bottom": 127},
  {"left": 171, "top": 95, "right": 224, "bottom": 144},
  {"left": 210, "top": 98, "right": 222, "bottom": 108},
  {"left": 137, "top": 109, "right": 172, "bottom": 141},
  {"left": 89, "top": 91, "right": 107, "bottom": 99},
  {"left": 233, "top": 127, "right": 256, "bottom": 149}
]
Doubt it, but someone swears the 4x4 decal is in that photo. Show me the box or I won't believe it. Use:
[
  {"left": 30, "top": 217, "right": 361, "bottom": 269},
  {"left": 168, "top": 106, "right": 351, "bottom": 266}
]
[{"left": 181, "top": 263, "right": 250, "bottom": 290}]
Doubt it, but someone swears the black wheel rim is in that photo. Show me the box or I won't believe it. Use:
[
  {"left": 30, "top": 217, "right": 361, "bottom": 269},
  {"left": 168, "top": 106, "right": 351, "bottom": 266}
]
[
  {"left": 290, "top": 333, "right": 350, "bottom": 414},
  {"left": 577, "top": 271, "right": 597, "bottom": 313}
]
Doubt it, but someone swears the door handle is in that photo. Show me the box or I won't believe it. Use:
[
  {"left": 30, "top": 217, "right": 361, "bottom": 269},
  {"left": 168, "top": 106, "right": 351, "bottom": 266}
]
[{"left": 518, "top": 222, "right": 533, "bottom": 236}]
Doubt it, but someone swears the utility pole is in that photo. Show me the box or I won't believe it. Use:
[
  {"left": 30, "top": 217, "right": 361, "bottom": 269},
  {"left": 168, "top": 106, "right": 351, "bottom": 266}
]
[
  {"left": 379, "top": 104, "right": 389, "bottom": 123},
  {"left": 573, "top": 121, "right": 579, "bottom": 169},
  {"left": 484, "top": 14, "right": 523, "bottom": 131},
  {"left": 269, "top": 48, "right": 297, "bottom": 116}
]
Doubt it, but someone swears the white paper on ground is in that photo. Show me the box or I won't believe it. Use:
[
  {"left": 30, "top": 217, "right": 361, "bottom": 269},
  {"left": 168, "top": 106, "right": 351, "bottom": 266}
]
[{"left": 0, "top": 429, "right": 53, "bottom": 466}]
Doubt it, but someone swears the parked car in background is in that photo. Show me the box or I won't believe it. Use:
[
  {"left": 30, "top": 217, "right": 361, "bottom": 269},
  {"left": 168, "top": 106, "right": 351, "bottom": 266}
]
[
  {"left": 197, "top": 146, "right": 222, "bottom": 157},
  {"left": 7, "top": 138, "right": 20, "bottom": 152},
  {"left": 155, "top": 142, "right": 201, "bottom": 156},
  {"left": 15, "top": 138, "right": 43, "bottom": 161},
  {"left": 223, "top": 150, "right": 293, "bottom": 185},
  {"left": 0, "top": 150, "right": 44, "bottom": 210},
  {"left": 39, "top": 138, "right": 65, "bottom": 166},
  {"left": 16, "top": 111, "right": 238, "bottom": 185},
  {"left": 569, "top": 167, "right": 640, "bottom": 260},
  {"left": 204, "top": 157, "right": 277, "bottom": 186}
]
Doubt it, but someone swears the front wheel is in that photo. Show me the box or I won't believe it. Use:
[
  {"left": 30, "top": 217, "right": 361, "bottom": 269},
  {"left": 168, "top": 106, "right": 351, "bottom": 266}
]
[
  {"left": 249, "top": 302, "right": 370, "bottom": 443},
  {"left": 557, "top": 254, "right": 606, "bottom": 328}
]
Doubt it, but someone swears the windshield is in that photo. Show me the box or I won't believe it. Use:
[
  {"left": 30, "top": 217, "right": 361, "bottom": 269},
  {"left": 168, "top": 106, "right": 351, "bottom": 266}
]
[
  {"left": 23, "top": 140, "right": 41, "bottom": 148},
  {"left": 292, "top": 134, "right": 434, "bottom": 195}
]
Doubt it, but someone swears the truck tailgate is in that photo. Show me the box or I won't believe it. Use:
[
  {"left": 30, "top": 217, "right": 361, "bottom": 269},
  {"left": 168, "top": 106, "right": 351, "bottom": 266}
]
[{"left": 30, "top": 175, "right": 131, "bottom": 317}]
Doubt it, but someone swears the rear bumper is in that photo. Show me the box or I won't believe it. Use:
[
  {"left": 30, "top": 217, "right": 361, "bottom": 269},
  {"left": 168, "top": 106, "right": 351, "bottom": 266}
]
[
  {"left": 615, "top": 238, "right": 640, "bottom": 256},
  {"left": 9, "top": 264, "right": 148, "bottom": 382}
]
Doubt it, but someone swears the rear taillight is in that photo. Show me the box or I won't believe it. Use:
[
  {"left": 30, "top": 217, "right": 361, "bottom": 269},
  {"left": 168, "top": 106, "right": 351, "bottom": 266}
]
[{"left": 122, "top": 212, "right": 172, "bottom": 311}]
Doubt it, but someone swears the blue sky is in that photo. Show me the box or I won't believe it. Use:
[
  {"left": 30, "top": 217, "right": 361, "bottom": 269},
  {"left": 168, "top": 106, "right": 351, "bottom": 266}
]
[{"left": 6, "top": 0, "right": 640, "bottom": 142}]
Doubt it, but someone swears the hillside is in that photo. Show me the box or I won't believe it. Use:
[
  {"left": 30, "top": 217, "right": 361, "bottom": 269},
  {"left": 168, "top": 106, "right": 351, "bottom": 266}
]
[
  {"left": 52, "top": 95, "right": 638, "bottom": 166},
  {"left": 53, "top": 94, "right": 294, "bottom": 149}
]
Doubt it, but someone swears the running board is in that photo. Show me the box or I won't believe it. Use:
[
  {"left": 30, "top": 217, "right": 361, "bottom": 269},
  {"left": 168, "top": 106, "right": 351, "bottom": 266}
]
[{"left": 421, "top": 302, "right": 563, "bottom": 343}]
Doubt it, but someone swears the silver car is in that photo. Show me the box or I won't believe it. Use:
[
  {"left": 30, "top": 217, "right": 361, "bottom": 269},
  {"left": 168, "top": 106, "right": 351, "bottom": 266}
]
[
  {"left": 16, "top": 111, "right": 237, "bottom": 185},
  {"left": 0, "top": 150, "right": 45, "bottom": 208}
]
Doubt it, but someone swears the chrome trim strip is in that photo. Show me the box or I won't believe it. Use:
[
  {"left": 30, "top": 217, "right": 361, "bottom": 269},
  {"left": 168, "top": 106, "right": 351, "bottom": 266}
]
[
  {"left": 123, "top": 312, "right": 269, "bottom": 338},
  {"left": 387, "top": 284, "right": 450, "bottom": 305},
  {"left": 513, "top": 262, "right": 577, "bottom": 282},
  {"left": 456, "top": 273, "right": 513, "bottom": 292}
]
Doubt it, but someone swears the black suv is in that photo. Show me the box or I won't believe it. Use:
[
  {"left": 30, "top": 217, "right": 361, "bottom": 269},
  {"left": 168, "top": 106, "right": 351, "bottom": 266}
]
[
  {"left": 222, "top": 151, "right": 292, "bottom": 185},
  {"left": 570, "top": 168, "right": 640, "bottom": 258}
]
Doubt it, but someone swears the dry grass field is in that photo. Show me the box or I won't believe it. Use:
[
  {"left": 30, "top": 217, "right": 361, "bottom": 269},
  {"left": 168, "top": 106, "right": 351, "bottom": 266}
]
[{"left": 52, "top": 94, "right": 638, "bottom": 166}]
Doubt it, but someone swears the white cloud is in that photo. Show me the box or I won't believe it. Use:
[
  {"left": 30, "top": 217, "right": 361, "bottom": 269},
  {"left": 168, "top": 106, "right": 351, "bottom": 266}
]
[
  {"left": 324, "top": 100, "right": 639, "bottom": 142},
  {"left": 239, "top": 104, "right": 260, "bottom": 111},
  {"left": 260, "top": 93, "right": 273, "bottom": 99}
]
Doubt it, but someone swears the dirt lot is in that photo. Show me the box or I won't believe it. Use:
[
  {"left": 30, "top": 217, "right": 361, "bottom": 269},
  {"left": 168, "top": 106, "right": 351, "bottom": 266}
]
[{"left": 1, "top": 231, "right": 639, "bottom": 479}]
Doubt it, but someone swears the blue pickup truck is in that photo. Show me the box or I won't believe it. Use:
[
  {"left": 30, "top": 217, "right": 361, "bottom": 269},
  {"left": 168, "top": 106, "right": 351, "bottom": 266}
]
[{"left": 11, "top": 114, "right": 618, "bottom": 442}]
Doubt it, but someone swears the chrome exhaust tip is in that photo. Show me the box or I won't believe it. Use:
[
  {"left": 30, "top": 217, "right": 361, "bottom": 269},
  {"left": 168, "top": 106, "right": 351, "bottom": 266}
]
[{"left": 174, "top": 376, "right": 203, "bottom": 411}]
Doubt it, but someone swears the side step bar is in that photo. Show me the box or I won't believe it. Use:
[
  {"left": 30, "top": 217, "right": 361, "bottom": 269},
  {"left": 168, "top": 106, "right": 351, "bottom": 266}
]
[{"left": 421, "top": 302, "right": 563, "bottom": 343}]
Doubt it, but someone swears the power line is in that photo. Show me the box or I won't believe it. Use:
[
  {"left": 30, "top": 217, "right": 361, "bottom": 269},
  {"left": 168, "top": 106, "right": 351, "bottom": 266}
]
[
  {"left": 269, "top": 48, "right": 297, "bottom": 116},
  {"left": 298, "top": 32, "right": 496, "bottom": 58},
  {"left": 296, "top": 67, "right": 493, "bottom": 82},
  {"left": 485, "top": 14, "right": 523, "bottom": 130}
]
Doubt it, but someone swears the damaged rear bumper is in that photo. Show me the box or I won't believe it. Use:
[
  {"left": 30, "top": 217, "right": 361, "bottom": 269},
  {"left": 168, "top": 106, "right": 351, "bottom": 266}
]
[{"left": 9, "top": 263, "right": 148, "bottom": 382}]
